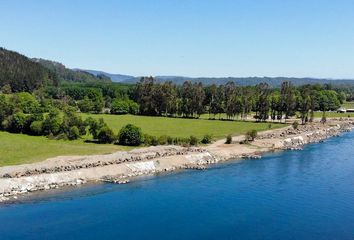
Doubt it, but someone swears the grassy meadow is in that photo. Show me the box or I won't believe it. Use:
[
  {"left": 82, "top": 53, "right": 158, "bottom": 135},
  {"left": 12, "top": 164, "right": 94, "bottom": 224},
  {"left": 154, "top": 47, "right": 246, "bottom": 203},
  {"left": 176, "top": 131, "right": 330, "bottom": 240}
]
[
  {"left": 80, "top": 113, "right": 285, "bottom": 139},
  {"left": 0, "top": 114, "right": 286, "bottom": 166},
  {"left": 312, "top": 111, "right": 354, "bottom": 118},
  {"left": 0, "top": 131, "right": 131, "bottom": 166},
  {"left": 341, "top": 101, "right": 354, "bottom": 109}
]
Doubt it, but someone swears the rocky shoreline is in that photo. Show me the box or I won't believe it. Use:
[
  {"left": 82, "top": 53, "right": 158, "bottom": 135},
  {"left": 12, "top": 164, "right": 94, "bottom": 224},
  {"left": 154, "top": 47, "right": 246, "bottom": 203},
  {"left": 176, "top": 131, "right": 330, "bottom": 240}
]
[{"left": 1, "top": 119, "right": 353, "bottom": 203}]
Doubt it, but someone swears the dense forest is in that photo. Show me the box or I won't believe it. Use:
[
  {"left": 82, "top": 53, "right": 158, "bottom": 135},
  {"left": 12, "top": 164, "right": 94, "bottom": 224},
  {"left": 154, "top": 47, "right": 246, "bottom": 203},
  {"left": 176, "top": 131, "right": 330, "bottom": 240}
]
[
  {"left": 33, "top": 59, "right": 111, "bottom": 83},
  {"left": 0, "top": 48, "right": 111, "bottom": 93},
  {"left": 0, "top": 48, "right": 58, "bottom": 92},
  {"left": 122, "top": 75, "right": 354, "bottom": 87}
]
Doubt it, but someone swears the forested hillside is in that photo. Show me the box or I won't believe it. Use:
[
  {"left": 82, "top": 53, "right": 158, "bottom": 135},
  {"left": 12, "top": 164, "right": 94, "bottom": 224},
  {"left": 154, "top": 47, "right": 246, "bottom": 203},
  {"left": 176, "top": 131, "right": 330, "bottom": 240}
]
[
  {"left": 123, "top": 76, "right": 354, "bottom": 87},
  {"left": 33, "top": 59, "right": 111, "bottom": 83},
  {"left": 0, "top": 48, "right": 58, "bottom": 92},
  {"left": 78, "top": 69, "right": 134, "bottom": 82}
]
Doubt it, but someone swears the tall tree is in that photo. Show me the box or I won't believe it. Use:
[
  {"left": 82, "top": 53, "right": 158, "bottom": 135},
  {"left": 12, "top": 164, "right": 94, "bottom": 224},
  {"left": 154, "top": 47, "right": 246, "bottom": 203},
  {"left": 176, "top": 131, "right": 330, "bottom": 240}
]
[
  {"left": 255, "top": 83, "right": 270, "bottom": 121},
  {"left": 280, "top": 81, "right": 296, "bottom": 119}
]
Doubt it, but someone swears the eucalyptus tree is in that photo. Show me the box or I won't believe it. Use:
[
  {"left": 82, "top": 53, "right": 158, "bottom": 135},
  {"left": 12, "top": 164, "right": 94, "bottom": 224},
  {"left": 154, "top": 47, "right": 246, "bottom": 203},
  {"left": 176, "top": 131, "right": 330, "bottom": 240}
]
[
  {"left": 192, "top": 82, "right": 205, "bottom": 117},
  {"left": 224, "top": 81, "right": 237, "bottom": 119},
  {"left": 269, "top": 91, "right": 281, "bottom": 122},
  {"left": 280, "top": 81, "right": 296, "bottom": 119},
  {"left": 255, "top": 83, "right": 270, "bottom": 121},
  {"left": 240, "top": 86, "right": 254, "bottom": 119},
  {"left": 298, "top": 87, "right": 311, "bottom": 124},
  {"left": 135, "top": 77, "right": 156, "bottom": 115}
]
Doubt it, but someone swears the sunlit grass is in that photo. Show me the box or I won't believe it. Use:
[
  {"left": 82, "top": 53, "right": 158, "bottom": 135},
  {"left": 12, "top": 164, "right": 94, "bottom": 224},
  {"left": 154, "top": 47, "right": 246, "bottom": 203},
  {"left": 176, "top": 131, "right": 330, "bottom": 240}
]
[{"left": 0, "top": 131, "right": 131, "bottom": 166}]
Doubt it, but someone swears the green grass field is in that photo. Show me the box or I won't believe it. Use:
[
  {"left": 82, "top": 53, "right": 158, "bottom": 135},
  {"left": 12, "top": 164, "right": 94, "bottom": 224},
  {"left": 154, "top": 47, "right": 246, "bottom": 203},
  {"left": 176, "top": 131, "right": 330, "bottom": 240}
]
[
  {"left": 81, "top": 113, "right": 285, "bottom": 139},
  {"left": 1, "top": 114, "right": 286, "bottom": 166},
  {"left": 0, "top": 132, "right": 130, "bottom": 166},
  {"left": 342, "top": 101, "right": 354, "bottom": 109},
  {"left": 312, "top": 112, "right": 354, "bottom": 118}
]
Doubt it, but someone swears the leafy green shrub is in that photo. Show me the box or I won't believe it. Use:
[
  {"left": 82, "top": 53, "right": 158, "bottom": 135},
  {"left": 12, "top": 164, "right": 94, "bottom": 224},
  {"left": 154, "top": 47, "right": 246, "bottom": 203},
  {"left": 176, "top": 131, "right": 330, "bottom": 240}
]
[
  {"left": 118, "top": 124, "right": 143, "bottom": 146},
  {"left": 201, "top": 134, "right": 213, "bottom": 144},
  {"left": 43, "top": 108, "right": 62, "bottom": 135},
  {"left": 30, "top": 120, "right": 43, "bottom": 135},
  {"left": 172, "top": 137, "right": 180, "bottom": 145},
  {"left": 68, "top": 126, "right": 80, "bottom": 140},
  {"left": 97, "top": 126, "right": 116, "bottom": 143},
  {"left": 62, "top": 107, "right": 86, "bottom": 137},
  {"left": 151, "top": 136, "right": 158, "bottom": 146},
  {"left": 128, "top": 101, "right": 140, "bottom": 115},
  {"left": 158, "top": 135, "right": 168, "bottom": 145},
  {"left": 245, "top": 130, "right": 258, "bottom": 142},
  {"left": 111, "top": 99, "right": 140, "bottom": 115},
  {"left": 11, "top": 92, "right": 40, "bottom": 114},
  {"left": 189, "top": 135, "right": 199, "bottom": 146},
  {"left": 172, "top": 137, "right": 189, "bottom": 145},
  {"left": 86, "top": 117, "right": 106, "bottom": 139},
  {"left": 1, "top": 119, "right": 10, "bottom": 131},
  {"left": 78, "top": 96, "right": 94, "bottom": 113},
  {"left": 111, "top": 99, "right": 129, "bottom": 114},
  {"left": 292, "top": 120, "right": 299, "bottom": 130},
  {"left": 167, "top": 136, "right": 173, "bottom": 145},
  {"left": 7, "top": 112, "right": 29, "bottom": 133},
  {"left": 143, "top": 134, "right": 158, "bottom": 146},
  {"left": 225, "top": 134, "right": 232, "bottom": 144}
]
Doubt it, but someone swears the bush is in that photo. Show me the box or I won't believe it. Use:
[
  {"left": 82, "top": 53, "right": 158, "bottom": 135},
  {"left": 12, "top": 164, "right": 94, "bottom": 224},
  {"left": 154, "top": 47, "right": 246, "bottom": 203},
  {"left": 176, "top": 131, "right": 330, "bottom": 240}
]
[
  {"left": 30, "top": 121, "right": 43, "bottom": 135},
  {"left": 78, "top": 96, "right": 94, "bottom": 113},
  {"left": 172, "top": 137, "right": 189, "bottom": 145},
  {"left": 1, "top": 119, "right": 10, "bottom": 130},
  {"left": 111, "top": 99, "right": 129, "bottom": 114},
  {"left": 11, "top": 92, "right": 40, "bottom": 114},
  {"left": 245, "top": 130, "right": 257, "bottom": 142},
  {"left": 143, "top": 134, "right": 158, "bottom": 146},
  {"left": 128, "top": 101, "right": 140, "bottom": 115},
  {"left": 43, "top": 108, "right": 62, "bottom": 135},
  {"left": 111, "top": 99, "right": 140, "bottom": 115},
  {"left": 158, "top": 135, "right": 169, "bottom": 145},
  {"left": 97, "top": 126, "right": 116, "bottom": 143},
  {"left": 167, "top": 136, "right": 173, "bottom": 145},
  {"left": 201, "top": 134, "right": 213, "bottom": 144},
  {"left": 86, "top": 117, "right": 106, "bottom": 139},
  {"left": 118, "top": 124, "right": 143, "bottom": 146},
  {"left": 68, "top": 126, "right": 80, "bottom": 140},
  {"left": 189, "top": 135, "right": 199, "bottom": 146},
  {"left": 62, "top": 107, "right": 86, "bottom": 137},
  {"left": 7, "top": 112, "right": 29, "bottom": 133},
  {"left": 225, "top": 134, "right": 232, "bottom": 144},
  {"left": 292, "top": 120, "right": 299, "bottom": 130}
]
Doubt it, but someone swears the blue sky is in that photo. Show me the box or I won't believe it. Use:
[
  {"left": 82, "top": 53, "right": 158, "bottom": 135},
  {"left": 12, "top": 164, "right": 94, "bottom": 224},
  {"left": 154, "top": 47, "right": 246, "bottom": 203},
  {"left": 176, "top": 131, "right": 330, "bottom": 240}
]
[{"left": 1, "top": 0, "right": 354, "bottom": 78}]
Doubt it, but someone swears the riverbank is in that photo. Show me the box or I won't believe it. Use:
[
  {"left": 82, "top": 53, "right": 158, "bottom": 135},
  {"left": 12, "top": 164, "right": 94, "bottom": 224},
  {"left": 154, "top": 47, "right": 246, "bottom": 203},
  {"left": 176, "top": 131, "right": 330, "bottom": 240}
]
[{"left": 1, "top": 119, "right": 353, "bottom": 203}]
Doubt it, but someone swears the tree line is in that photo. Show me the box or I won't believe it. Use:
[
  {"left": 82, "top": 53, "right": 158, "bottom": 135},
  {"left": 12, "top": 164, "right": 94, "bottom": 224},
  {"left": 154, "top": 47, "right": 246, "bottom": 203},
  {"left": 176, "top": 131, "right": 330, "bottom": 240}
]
[
  {"left": 133, "top": 77, "right": 343, "bottom": 123},
  {"left": 0, "top": 92, "right": 209, "bottom": 146}
]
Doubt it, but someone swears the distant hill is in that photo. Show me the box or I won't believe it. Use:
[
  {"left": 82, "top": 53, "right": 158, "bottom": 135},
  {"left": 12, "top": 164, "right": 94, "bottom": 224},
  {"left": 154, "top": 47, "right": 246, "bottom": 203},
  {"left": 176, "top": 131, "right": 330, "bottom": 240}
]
[
  {"left": 78, "top": 69, "right": 134, "bottom": 82},
  {"left": 122, "top": 76, "right": 354, "bottom": 87},
  {"left": 33, "top": 59, "right": 111, "bottom": 83},
  {"left": 3, "top": 47, "right": 354, "bottom": 92},
  {"left": 0, "top": 47, "right": 58, "bottom": 92}
]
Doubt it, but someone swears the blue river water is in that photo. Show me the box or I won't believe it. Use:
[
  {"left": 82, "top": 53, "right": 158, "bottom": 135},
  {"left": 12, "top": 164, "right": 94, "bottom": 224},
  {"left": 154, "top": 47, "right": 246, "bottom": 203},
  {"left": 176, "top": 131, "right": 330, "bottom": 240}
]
[{"left": 1, "top": 132, "right": 354, "bottom": 240}]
